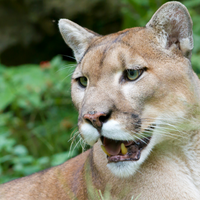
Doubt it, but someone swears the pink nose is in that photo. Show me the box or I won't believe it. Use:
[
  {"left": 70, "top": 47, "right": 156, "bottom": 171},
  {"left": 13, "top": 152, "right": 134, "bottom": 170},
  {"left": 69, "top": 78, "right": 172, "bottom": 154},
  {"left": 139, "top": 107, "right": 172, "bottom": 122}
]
[{"left": 83, "top": 112, "right": 108, "bottom": 129}]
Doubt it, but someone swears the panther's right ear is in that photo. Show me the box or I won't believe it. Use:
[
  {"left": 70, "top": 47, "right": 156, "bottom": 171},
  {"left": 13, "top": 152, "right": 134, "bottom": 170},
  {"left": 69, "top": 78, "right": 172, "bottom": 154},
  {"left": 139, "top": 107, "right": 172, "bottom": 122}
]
[
  {"left": 146, "top": 2, "right": 193, "bottom": 59},
  {"left": 58, "top": 19, "right": 99, "bottom": 62}
]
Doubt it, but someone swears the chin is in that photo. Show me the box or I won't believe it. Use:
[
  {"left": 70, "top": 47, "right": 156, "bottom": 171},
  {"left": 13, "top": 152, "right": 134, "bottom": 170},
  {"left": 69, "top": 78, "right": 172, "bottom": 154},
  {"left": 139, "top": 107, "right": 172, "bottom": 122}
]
[
  {"left": 106, "top": 141, "right": 154, "bottom": 178},
  {"left": 107, "top": 161, "right": 140, "bottom": 178}
]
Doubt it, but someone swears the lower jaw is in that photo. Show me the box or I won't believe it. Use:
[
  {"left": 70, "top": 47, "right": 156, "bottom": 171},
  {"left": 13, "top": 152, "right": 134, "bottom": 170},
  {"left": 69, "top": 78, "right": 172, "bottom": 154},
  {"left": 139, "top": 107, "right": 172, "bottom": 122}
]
[
  {"left": 101, "top": 124, "right": 155, "bottom": 163},
  {"left": 107, "top": 148, "right": 141, "bottom": 163},
  {"left": 106, "top": 160, "right": 141, "bottom": 178},
  {"left": 107, "top": 136, "right": 152, "bottom": 163}
]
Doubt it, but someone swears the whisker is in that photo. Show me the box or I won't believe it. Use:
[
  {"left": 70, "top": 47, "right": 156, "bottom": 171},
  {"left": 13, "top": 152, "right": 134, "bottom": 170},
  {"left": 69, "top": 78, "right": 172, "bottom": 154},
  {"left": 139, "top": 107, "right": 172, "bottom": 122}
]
[
  {"left": 62, "top": 54, "right": 76, "bottom": 61},
  {"left": 73, "top": 137, "right": 83, "bottom": 151},
  {"left": 153, "top": 125, "right": 186, "bottom": 135},
  {"left": 136, "top": 132, "right": 151, "bottom": 141},
  {"left": 56, "top": 64, "right": 76, "bottom": 72},
  {"left": 151, "top": 128, "right": 187, "bottom": 140},
  {"left": 80, "top": 139, "right": 87, "bottom": 152},
  {"left": 131, "top": 133, "right": 148, "bottom": 144},
  {"left": 61, "top": 72, "right": 74, "bottom": 82},
  {"left": 135, "top": 168, "right": 143, "bottom": 175},
  {"left": 69, "top": 129, "right": 80, "bottom": 154},
  {"left": 68, "top": 131, "right": 79, "bottom": 142},
  {"left": 69, "top": 127, "right": 79, "bottom": 138}
]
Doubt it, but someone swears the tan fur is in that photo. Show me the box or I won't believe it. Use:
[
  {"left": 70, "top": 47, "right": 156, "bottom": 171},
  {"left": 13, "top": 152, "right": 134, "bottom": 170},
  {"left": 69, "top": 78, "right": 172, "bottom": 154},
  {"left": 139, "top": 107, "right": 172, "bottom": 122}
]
[{"left": 1, "top": 2, "right": 200, "bottom": 199}]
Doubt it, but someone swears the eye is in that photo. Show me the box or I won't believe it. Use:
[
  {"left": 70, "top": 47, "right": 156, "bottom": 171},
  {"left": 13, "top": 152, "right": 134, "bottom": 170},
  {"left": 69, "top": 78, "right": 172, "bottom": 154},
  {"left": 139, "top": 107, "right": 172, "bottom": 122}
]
[
  {"left": 126, "top": 69, "right": 143, "bottom": 81},
  {"left": 78, "top": 77, "right": 88, "bottom": 87}
]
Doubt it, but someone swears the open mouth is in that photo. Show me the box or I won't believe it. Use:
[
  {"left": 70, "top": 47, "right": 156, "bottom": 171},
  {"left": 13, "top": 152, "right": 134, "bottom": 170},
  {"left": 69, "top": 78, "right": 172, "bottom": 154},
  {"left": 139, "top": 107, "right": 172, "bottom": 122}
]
[{"left": 100, "top": 126, "right": 154, "bottom": 163}]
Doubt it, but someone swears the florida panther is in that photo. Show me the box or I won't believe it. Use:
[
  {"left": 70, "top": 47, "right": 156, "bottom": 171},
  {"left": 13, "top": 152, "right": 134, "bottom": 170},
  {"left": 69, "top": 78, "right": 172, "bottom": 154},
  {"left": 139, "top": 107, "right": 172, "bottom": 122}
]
[{"left": 1, "top": 1, "right": 200, "bottom": 199}]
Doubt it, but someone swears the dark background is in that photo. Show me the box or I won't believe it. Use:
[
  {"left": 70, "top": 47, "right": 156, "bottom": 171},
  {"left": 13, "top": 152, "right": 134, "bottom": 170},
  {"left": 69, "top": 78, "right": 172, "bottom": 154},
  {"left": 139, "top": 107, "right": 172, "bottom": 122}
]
[{"left": 0, "top": 0, "right": 122, "bottom": 65}]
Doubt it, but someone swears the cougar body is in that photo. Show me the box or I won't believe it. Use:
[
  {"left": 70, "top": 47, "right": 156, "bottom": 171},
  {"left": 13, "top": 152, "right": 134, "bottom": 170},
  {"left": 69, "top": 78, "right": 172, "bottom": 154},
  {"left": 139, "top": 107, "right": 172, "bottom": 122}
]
[{"left": 1, "top": 2, "right": 200, "bottom": 199}]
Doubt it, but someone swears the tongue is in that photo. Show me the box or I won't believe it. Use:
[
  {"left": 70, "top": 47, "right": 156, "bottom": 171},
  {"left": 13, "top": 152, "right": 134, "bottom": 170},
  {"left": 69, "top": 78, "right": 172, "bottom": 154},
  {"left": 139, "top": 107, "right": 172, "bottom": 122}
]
[
  {"left": 103, "top": 137, "right": 121, "bottom": 156},
  {"left": 103, "top": 138, "right": 134, "bottom": 156}
]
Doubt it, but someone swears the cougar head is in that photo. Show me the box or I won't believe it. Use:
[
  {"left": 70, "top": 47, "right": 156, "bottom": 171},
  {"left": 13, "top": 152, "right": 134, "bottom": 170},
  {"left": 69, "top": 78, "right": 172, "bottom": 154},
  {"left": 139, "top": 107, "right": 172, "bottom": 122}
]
[{"left": 59, "top": 2, "right": 198, "bottom": 177}]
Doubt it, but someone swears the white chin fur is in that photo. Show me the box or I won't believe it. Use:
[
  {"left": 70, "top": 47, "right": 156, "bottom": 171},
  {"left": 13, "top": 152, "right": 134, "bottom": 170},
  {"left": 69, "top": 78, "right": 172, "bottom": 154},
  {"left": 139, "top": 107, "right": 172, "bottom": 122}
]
[
  {"left": 107, "top": 161, "right": 140, "bottom": 178},
  {"left": 106, "top": 136, "right": 156, "bottom": 178},
  {"left": 80, "top": 123, "right": 99, "bottom": 146}
]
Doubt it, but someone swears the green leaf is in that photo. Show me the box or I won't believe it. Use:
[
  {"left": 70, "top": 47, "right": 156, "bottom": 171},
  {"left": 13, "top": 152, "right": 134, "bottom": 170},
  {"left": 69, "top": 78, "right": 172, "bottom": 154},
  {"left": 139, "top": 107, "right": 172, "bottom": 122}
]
[
  {"left": 13, "top": 156, "right": 34, "bottom": 165},
  {"left": 37, "top": 157, "right": 49, "bottom": 165},
  {"left": 0, "top": 81, "right": 16, "bottom": 111},
  {"left": 50, "top": 55, "right": 63, "bottom": 68},
  {"left": 183, "top": 0, "right": 200, "bottom": 8},
  {"left": 0, "top": 133, "right": 16, "bottom": 152},
  {"left": 23, "top": 165, "right": 41, "bottom": 175},
  {"left": 13, "top": 145, "right": 28, "bottom": 156}
]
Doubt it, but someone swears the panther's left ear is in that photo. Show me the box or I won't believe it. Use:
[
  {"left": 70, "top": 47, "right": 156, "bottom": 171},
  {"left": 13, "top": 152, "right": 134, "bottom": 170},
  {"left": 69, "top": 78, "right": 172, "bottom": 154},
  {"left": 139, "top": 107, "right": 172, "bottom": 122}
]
[
  {"left": 146, "top": 2, "right": 193, "bottom": 59},
  {"left": 59, "top": 19, "right": 100, "bottom": 62}
]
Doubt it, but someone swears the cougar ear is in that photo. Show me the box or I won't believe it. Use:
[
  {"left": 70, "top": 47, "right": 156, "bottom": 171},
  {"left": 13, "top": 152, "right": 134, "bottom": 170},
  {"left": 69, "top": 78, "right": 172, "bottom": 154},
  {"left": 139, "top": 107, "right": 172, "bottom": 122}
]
[
  {"left": 58, "top": 19, "right": 99, "bottom": 62},
  {"left": 146, "top": 2, "right": 193, "bottom": 59}
]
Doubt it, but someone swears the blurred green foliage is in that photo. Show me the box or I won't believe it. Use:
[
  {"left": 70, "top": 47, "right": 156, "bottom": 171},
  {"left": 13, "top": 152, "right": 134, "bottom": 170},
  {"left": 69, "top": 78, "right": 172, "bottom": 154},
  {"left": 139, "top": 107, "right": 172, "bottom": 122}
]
[
  {"left": 0, "top": 56, "right": 81, "bottom": 183},
  {"left": 1, "top": 0, "right": 200, "bottom": 184}
]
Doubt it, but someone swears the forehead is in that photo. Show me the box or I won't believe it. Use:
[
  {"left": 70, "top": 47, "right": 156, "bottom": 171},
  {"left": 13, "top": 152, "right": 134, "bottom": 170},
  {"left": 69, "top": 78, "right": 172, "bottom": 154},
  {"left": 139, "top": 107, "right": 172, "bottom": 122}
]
[{"left": 80, "top": 27, "right": 147, "bottom": 72}]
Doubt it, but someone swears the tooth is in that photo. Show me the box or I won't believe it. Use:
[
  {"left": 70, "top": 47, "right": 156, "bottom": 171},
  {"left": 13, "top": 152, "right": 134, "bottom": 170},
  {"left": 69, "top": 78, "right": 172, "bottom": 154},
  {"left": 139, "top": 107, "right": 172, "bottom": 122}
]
[
  {"left": 101, "top": 145, "right": 111, "bottom": 156},
  {"left": 121, "top": 143, "right": 127, "bottom": 155}
]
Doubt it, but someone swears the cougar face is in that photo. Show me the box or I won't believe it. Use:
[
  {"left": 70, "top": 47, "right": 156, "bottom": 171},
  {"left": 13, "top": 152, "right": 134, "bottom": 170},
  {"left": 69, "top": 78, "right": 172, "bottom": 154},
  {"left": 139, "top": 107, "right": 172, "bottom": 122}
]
[
  {"left": 59, "top": 2, "right": 197, "bottom": 177},
  {"left": 70, "top": 29, "right": 195, "bottom": 177}
]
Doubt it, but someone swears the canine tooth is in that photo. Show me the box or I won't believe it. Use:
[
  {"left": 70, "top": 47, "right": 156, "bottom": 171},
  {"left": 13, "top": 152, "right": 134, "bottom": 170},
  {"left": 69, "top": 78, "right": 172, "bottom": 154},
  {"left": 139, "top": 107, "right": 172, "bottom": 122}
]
[
  {"left": 101, "top": 145, "right": 111, "bottom": 156},
  {"left": 121, "top": 143, "right": 127, "bottom": 155}
]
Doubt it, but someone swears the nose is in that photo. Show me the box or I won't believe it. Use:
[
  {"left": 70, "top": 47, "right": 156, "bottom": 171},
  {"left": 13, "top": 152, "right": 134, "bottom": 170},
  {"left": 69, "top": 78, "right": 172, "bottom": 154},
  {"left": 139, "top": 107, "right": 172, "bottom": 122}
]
[{"left": 83, "top": 111, "right": 110, "bottom": 129}]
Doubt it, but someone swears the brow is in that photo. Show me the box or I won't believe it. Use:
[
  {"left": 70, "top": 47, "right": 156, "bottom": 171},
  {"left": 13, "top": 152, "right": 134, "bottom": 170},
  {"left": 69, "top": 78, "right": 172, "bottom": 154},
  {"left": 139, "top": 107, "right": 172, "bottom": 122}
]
[{"left": 79, "top": 31, "right": 130, "bottom": 64}]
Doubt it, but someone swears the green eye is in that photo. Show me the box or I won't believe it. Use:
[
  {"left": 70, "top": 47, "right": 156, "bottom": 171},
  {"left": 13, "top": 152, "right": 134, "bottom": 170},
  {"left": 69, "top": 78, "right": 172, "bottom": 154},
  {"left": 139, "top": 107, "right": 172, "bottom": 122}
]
[
  {"left": 126, "top": 69, "right": 143, "bottom": 81},
  {"left": 78, "top": 77, "right": 88, "bottom": 87}
]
